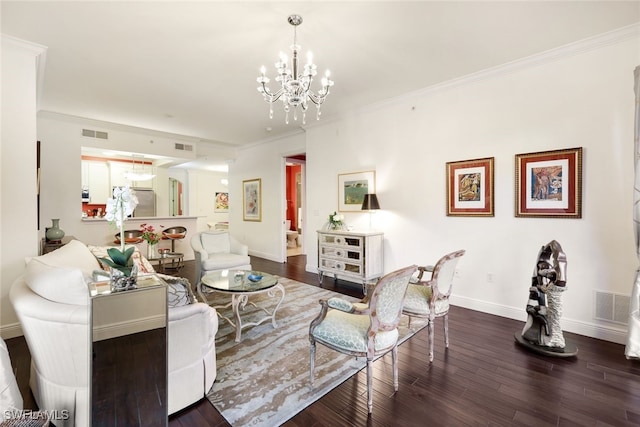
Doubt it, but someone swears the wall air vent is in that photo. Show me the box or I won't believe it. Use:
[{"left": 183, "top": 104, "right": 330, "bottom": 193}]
[
  {"left": 175, "top": 143, "right": 194, "bottom": 152},
  {"left": 594, "top": 291, "right": 630, "bottom": 325},
  {"left": 82, "top": 129, "right": 108, "bottom": 139}
]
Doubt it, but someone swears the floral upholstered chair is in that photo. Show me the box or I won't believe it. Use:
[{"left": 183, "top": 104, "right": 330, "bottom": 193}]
[
  {"left": 309, "top": 265, "right": 417, "bottom": 414},
  {"left": 402, "top": 249, "right": 465, "bottom": 362}
]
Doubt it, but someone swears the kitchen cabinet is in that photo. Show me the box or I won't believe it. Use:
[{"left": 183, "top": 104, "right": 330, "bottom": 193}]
[
  {"left": 110, "top": 161, "right": 155, "bottom": 189},
  {"left": 82, "top": 160, "right": 110, "bottom": 204}
]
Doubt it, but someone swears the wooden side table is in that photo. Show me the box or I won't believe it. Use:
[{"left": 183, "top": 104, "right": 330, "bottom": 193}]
[{"left": 40, "top": 235, "right": 76, "bottom": 255}]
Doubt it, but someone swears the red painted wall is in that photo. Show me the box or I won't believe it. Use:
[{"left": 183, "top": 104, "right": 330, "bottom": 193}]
[{"left": 286, "top": 165, "right": 301, "bottom": 230}]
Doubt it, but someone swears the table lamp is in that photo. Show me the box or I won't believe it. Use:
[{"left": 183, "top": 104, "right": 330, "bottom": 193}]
[{"left": 361, "top": 194, "right": 380, "bottom": 229}]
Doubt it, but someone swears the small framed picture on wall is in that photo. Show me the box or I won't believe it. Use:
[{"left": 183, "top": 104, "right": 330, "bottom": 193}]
[
  {"left": 215, "top": 192, "right": 229, "bottom": 212},
  {"left": 338, "top": 170, "right": 376, "bottom": 212},
  {"left": 446, "top": 157, "right": 494, "bottom": 217},
  {"left": 515, "top": 147, "right": 583, "bottom": 218},
  {"left": 242, "top": 178, "right": 262, "bottom": 221}
]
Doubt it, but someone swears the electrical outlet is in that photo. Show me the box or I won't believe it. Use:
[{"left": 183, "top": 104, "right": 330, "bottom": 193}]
[{"left": 486, "top": 272, "right": 494, "bottom": 283}]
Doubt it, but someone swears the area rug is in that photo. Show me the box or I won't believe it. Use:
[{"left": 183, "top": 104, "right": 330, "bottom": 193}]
[{"left": 204, "top": 277, "right": 427, "bottom": 427}]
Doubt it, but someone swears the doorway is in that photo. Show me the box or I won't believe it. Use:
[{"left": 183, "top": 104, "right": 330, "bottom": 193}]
[
  {"left": 169, "top": 178, "right": 183, "bottom": 216},
  {"left": 285, "top": 155, "right": 305, "bottom": 259}
]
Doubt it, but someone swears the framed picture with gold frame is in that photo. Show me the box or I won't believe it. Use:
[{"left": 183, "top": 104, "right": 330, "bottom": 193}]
[
  {"left": 515, "top": 147, "right": 583, "bottom": 218},
  {"left": 242, "top": 178, "right": 261, "bottom": 221},
  {"left": 338, "top": 171, "right": 375, "bottom": 212},
  {"left": 446, "top": 157, "right": 494, "bottom": 217}
]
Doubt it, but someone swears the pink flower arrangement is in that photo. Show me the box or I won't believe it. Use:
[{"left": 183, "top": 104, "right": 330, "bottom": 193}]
[{"left": 140, "top": 223, "right": 162, "bottom": 245}]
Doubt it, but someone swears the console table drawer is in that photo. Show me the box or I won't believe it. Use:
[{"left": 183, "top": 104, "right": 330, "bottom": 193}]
[
  {"left": 319, "top": 245, "right": 362, "bottom": 261},
  {"left": 319, "top": 258, "right": 363, "bottom": 275},
  {"left": 319, "top": 233, "right": 363, "bottom": 248}
]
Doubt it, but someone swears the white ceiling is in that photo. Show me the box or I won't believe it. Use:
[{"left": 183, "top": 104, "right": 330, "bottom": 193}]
[{"left": 3, "top": 1, "right": 639, "bottom": 150}]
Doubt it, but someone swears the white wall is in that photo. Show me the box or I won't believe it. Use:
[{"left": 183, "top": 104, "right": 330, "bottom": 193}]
[
  {"left": 185, "top": 168, "right": 230, "bottom": 232},
  {"left": 230, "top": 131, "right": 306, "bottom": 262},
  {"left": 0, "top": 36, "right": 46, "bottom": 336},
  {"left": 36, "top": 114, "right": 226, "bottom": 245},
  {"left": 232, "top": 29, "right": 640, "bottom": 343}
]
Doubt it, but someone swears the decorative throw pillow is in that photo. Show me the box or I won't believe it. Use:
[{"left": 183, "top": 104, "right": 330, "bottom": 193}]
[
  {"left": 200, "top": 232, "right": 230, "bottom": 254},
  {"left": 25, "top": 239, "right": 100, "bottom": 273},
  {"left": 161, "top": 276, "right": 196, "bottom": 308},
  {"left": 87, "top": 245, "right": 156, "bottom": 274},
  {"left": 25, "top": 260, "right": 90, "bottom": 306}
]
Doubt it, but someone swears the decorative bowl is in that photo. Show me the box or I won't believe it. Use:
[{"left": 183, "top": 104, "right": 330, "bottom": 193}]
[{"left": 247, "top": 274, "right": 263, "bottom": 282}]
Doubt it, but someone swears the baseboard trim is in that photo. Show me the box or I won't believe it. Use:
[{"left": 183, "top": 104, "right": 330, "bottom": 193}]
[
  {"left": 93, "top": 315, "right": 166, "bottom": 341},
  {"left": 452, "top": 295, "right": 628, "bottom": 345},
  {"left": 0, "top": 323, "right": 24, "bottom": 340}
]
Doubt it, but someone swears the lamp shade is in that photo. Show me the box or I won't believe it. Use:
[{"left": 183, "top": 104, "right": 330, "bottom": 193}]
[{"left": 361, "top": 194, "right": 380, "bottom": 211}]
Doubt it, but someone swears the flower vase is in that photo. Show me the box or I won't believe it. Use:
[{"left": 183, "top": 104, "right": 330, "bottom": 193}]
[
  {"left": 110, "top": 264, "right": 138, "bottom": 292},
  {"left": 46, "top": 219, "right": 65, "bottom": 242},
  {"left": 147, "top": 243, "right": 158, "bottom": 260}
]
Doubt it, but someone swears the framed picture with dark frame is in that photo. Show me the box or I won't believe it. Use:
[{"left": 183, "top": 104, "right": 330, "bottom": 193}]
[
  {"left": 446, "top": 157, "right": 494, "bottom": 217},
  {"left": 242, "top": 179, "right": 262, "bottom": 221},
  {"left": 515, "top": 147, "right": 583, "bottom": 218},
  {"left": 338, "top": 170, "right": 375, "bottom": 212}
]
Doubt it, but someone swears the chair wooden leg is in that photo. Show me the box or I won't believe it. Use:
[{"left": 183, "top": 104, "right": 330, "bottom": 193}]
[
  {"left": 444, "top": 314, "right": 450, "bottom": 348},
  {"left": 428, "top": 320, "right": 435, "bottom": 362},
  {"left": 366, "top": 358, "right": 373, "bottom": 414},
  {"left": 309, "top": 341, "right": 316, "bottom": 385},
  {"left": 392, "top": 345, "right": 399, "bottom": 392}
]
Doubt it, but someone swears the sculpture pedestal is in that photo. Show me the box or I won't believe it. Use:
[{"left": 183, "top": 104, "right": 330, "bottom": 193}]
[{"left": 514, "top": 333, "right": 578, "bottom": 358}]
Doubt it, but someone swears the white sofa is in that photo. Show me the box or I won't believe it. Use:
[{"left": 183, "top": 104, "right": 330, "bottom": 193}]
[
  {"left": 191, "top": 231, "right": 251, "bottom": 280},
  {"left": 9, "top": 239, "right": 218, "bottom": 426}
]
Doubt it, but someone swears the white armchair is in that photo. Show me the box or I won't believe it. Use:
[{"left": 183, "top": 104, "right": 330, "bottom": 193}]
[{"left": 190, "top": 231, "right": 251, "bottom": 280}]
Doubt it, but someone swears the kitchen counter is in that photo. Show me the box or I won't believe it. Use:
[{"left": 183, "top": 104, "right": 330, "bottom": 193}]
[
  {"left": 76, "top": 216, "right": 199, "bottom": 261},
  {"left": 82, "top": 216, "right": 198, "bottom": 222}
]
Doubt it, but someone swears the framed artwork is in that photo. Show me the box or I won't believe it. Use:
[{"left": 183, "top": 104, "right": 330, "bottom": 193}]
[
  {"left": 242, "top": 179, "right": 262, "bottom": 221},
  {"left": 515, "top": 147, "right": 583, "bottom": 218},
  {"left": 215, "top": 192, "right": 229, "bottom": 212},
  {"left": 446, "top": 157, "right": 494, "bottom": 217},
  {"left": 338, "top": 171, "right": 375, "bottom": 212}
]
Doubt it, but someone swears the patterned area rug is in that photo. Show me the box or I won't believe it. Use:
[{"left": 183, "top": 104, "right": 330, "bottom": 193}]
[{"left": 205, "top": 277, "right": 427, "bottom": 427}]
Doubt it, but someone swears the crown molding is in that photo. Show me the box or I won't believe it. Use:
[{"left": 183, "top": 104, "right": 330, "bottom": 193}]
[
  {"left": 360, "top": 23, "right": 640, "bottom": 114},
  {"left": 2, "top": 34, "right": 48, "bottom": 111}
]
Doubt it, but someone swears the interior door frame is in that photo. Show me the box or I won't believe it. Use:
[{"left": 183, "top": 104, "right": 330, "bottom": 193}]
[{"left": 282, "top": 155, "right": 306, "bottom": 262}]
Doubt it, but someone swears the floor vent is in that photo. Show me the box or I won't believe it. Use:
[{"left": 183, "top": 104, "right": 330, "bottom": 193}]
[
  {"left": 174, "top": 143, "right": 193, "bottom": 151},
  {"left": 82, "top": 128, "right": 108, "bottom": 139},
  {"left": 594, "top": 291, "right": 629, "bottom": 324}
]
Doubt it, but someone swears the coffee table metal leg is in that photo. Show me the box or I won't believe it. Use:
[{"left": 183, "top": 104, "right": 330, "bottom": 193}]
[
  {"left": 269, "top": 284, "right": 286, "bottom": 328},
  {"left": 232, "top": 294, "right": 249, "bottom": 342}
]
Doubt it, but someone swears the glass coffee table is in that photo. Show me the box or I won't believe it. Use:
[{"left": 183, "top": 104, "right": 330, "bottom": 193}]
[{"left": 198, "top": 270, "right": 285, "bottom": 342}]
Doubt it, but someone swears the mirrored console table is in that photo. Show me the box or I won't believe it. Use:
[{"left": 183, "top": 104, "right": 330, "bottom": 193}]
[{"left": 89, "top": 275, "right": 168, "bottom": 426}]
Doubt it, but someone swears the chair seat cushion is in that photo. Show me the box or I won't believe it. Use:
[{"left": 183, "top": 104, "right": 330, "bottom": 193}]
[
  {"left": 403, "top": 284, "right": 449, "bottom": 316},
  {"left": 311, "top": 309, "right": 398, "bottom": 354},
  {"left": 202, "top": 253, "right": 251, "bottom": 271}
]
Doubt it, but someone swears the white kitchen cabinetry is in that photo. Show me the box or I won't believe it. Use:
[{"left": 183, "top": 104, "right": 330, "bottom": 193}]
[
  {"left": 317, "top": 230, "right": 384, "bottom": 294},
  {"left": 109, "top": 161, "right": 129, "bottom": 188},
  {"left": 82, "top": 160, "right": 110, "bottom": 204}
]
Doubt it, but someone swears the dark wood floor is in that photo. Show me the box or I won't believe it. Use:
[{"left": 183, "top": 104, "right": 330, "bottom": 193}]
[{"left": 7, "top": 255, "right": 640, "bottom": 426}]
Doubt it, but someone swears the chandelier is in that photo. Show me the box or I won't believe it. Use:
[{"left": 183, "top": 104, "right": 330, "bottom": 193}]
[{"left": 257, "top": 14, "right": 334, "bottom": 125}]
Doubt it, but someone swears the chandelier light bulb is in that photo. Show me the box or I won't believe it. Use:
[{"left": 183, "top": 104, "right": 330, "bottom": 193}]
[{"left": 256, "top": 14, "right": 333, "bottom": 124}]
